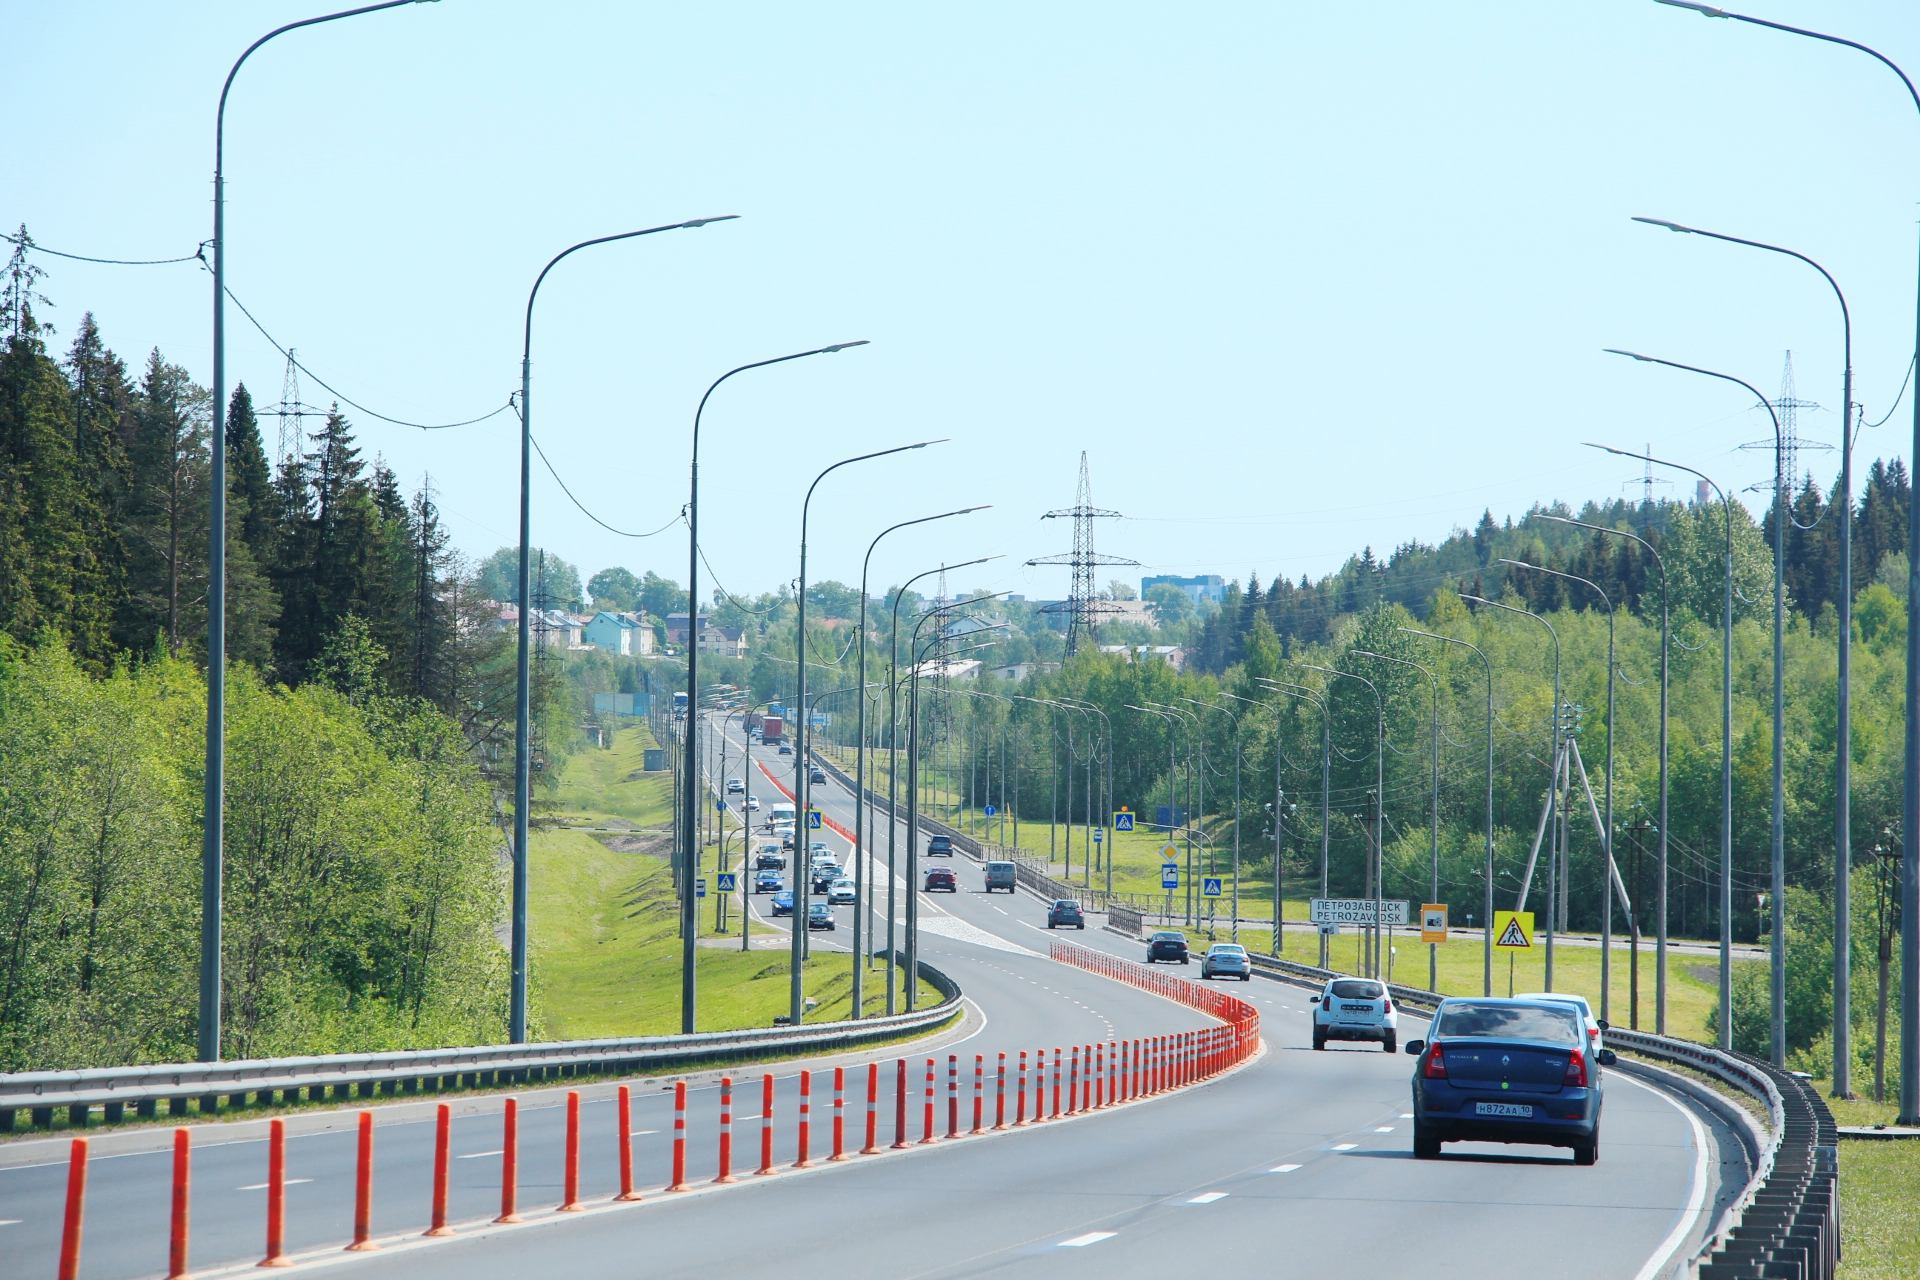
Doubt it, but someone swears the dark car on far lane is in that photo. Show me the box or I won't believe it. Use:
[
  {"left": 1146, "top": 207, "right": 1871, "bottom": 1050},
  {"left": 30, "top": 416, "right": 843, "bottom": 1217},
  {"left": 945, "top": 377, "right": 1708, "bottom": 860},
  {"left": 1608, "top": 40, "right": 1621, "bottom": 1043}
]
[
  {"left": 807, "top": 903, "right": 836, "bottom": 931},
  {"left": 770, "top": 890, "right": 795, "bottom": 917},
  {"left": 753, "top": 870, "right": 783, "bottom": 894},
  {"left": 1046, "top": 899, "right": 1084, "bottom": 929},
  {"left": 1407, "top": 997, "right": 1616, "bottom": 1165},
  {"left": 1144, "top": 931, "right": 1189, "bottom": 963},
  {"left": 926, "top": 834, "right": 954, "bottom": 857},
  {"left": 924, "top": 867, "right": 957, "bottom": 892}
]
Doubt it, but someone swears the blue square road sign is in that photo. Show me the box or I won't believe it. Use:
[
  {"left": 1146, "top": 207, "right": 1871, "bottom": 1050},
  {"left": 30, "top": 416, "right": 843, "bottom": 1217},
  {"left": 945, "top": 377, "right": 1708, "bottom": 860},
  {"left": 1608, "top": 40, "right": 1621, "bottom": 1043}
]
[
  {"left": 1161, "top": 866, "right": 1180, "bottom": 890},
  {"left": 716, "top": 873, "right": 737, "bottom": 893},
  {"left": 1203, "top": 877, "right": 1223, "bottom": 898},
  {"left": 1114, "top": 812, "right": 1135, "bottom": 831},
  {"left": 807, "top": 810, "right": 823, "bottom": 829}
]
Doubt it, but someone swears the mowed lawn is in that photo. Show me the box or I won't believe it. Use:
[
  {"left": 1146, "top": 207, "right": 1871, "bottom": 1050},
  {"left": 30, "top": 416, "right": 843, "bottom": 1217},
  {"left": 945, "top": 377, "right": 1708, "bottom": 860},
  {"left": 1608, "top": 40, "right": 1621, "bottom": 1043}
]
[
  {"left": 1829, "top": 1097, "right": 1920, "bottom": 1280},
  {"left": 544, "top": 724, "right": 674, "bottom": 827},
  {"left": 529, "top": 828, "right": 932, "bottom": 1039}
]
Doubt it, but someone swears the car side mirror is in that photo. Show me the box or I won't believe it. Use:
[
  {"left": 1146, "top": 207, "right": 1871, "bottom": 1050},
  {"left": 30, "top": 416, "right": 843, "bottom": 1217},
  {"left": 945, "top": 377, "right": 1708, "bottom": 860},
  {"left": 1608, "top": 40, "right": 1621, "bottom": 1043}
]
[
  {"left": 1595, "top": 1049, "right": 1617, "bottom": 1067},
  {"left": 1596, "top": 1019, "right": 1610, "bottom": 1032},
  {"left": 1405, "top": 1040, "right": 1425, "bottom": 1056}
]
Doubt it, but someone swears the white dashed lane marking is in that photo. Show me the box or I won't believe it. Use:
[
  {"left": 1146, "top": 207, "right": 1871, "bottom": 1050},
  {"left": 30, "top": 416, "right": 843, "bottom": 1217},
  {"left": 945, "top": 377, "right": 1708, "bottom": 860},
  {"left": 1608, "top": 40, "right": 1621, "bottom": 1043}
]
[
  {"left": 1060, "top": 1233, "right": 1117, "bottom": 1247},
  {"left": 240, "top": 1178, "right": 313, "bottom": 1189},
  {"left": 456, "top": 1150, "right": 504, "bottom": 1159},
  {"left": 1187, "top": 1192, "right": 1229, "bottom": 1204},
  {"left": 1330, "top": 1143, "right": 1357, "bottom": 1151},
  {"left": 1268, "top": 1164, "right": 1302, "bottom": 1173},
  {"left": 1373, "top": 1126, "right": 1395, "bottom": 1133}
]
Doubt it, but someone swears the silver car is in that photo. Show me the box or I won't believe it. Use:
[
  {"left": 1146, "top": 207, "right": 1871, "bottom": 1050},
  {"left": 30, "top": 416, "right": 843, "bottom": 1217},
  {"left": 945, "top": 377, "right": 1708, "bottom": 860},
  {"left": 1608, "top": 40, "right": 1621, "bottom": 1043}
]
[
  {"left": 828, "top": 877, "right": 856, "bottom": 905},
  {"left": 1514, "top": 992, "right": 1605, "bottom": 1052}
]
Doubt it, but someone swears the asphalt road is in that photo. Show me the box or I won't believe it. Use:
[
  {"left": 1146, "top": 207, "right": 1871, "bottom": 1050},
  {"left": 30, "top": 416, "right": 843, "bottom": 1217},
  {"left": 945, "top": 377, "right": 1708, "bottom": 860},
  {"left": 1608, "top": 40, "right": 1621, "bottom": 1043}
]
[{"left": 0, "top": 714, "right": 1748, "bottom": 1279}]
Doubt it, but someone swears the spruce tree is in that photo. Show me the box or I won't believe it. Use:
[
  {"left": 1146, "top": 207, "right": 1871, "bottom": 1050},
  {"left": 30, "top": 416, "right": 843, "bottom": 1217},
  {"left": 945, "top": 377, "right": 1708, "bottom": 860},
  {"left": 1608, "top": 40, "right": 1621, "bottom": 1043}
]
[
  {"left": 62, "top": 315, "right": 134, "bottom": 667},
  {"left": 121, "top": 351, "right": 211, "bottom": 658}
]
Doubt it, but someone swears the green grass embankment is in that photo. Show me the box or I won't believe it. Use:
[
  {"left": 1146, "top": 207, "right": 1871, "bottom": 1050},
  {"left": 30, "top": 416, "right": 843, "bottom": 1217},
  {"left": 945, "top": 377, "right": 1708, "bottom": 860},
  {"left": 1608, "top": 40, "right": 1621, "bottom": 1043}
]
[
  {"left": 1828, "top": 1097, "right": 1920, "bottom": 1279},
  {"left": 543, "top": 724, "right": 674, "bottom": 826}
]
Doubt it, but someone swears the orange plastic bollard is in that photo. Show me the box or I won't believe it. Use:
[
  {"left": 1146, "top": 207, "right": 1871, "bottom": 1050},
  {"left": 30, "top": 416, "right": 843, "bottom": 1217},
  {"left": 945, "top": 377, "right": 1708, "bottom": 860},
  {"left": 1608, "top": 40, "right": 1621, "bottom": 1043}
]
[
  {"left": 495, "top": 1099, "right": 522, "bottom": 1223},
  {"left": 830, "top": 1067, "right": 848, "bottom": 1160},
  {"left": 861, "top": 1062, "right": 881, "bottom": 1155},
  {"left": 920, "top": 1058, "right": 938, "bottom": 1144},
  {"left": 58, "top": 1137, "right": 88, "bottom": 1280},
  {"left": 262, "top": 1119, "right": 294, "bottom": 1265},
  {"left": 1014, "top": 1052, "right": 1029, "bottom": 1126},
  {"left": 757, "top": 1075, "right": 778, "bottom": 1175},
  {"left": 891, "top": 1059, "right": 910, "bottom": 1150},
  {"left": 168, "top": 1128, "right": 192, "bottom": 1275},
  {"left": 993, "top": 1053, "right": 1007, "bottom": 1130},
  {"left": 946, "top": 1056, "right": 959, "bottom": 1139},
  {"left": 619, "top": 1084, "right": 645, "bottom": 1199},
  {"left": 427, "top": 1104, "right": 455, "bottom": 1233},
  {"left": 1051, "top": 1047, "right": 1062, "bottom": 1118},
  {"left": 794, "top": 1071, "right": 813, "bottom": 1169},
  {"left": 971, "top": 1055, "right": 984, "bottom": 1135},
  {"left": 714, "top": 1078, "right": 735, "bottom": 1184},
  {"left": 559, "top": 1091, "right": 585, "bottom": 1211},
  {"left": 1095, "top": 1042, "right": 1106, "bottom": 1108},
  {"left": 347, "top": 1110, "right": 381, "bottom": 1248},
  {"left": 669, "top": 1081, "right": 690, "bottom": 1189}
]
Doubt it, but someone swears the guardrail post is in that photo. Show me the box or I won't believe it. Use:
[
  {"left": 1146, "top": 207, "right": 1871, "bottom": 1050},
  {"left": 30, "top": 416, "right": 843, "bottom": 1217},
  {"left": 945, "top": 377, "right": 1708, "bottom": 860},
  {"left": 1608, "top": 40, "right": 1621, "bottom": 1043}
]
[
  {"left": 168, "top": 1128, "right": 191, "bottom": 1276},
  {"left": 713, "top": 1078, "right": 734, "bottom": 1183},
  {"left": 495, "top": 1099, "right": 521, "bottom": 1223},
  {"left": 427, "top": 1104, "right": 455, "bottom": 1232},
  {"left": 794, "top": 1071, "right": 813, "bottom": 1169},
  {"left": 891, "top": 1059, "right": 909, "bottom": 1150},
  {"left": 830, "top": 1067, "right": 848, "bottom": 1160},
  {"left": 348, "top": 1110, "right": 380, "bottom": 1248},
  {"left": 994, "top": 1053, "right": 1007, "bottom": 1130},
  {"left": 757, "top": 1075, "right": 777, "bottom": 1175},
  {"left": 861, "top": 1063, "right": 880, "bottom": 1155},
  {"left": 670, "top": 1080, "right": 691, "bottom": 1188},
  {"left": 921, "top": 1058, "right": 938, "bottom": 1144},
  {"left": 58, "top": 1137, "right": 87, "bottom": 1280},
  {"left": 262, "top": 1118, "right": 293, "bottom": 1265}
]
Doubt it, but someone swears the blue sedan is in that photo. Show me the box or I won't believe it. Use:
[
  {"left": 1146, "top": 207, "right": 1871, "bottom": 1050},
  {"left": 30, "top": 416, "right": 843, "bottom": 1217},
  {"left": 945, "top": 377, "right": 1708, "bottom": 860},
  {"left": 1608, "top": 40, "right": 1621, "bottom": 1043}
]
[
  {"left": 754, "top": 870, "right": 783, "bottom": 894},
  {"left": 1407, "top": 997, "right": 1617, "bottom": 1165},
  {"left": 770, "top": 890, "right": 795, "bottom": 917}
]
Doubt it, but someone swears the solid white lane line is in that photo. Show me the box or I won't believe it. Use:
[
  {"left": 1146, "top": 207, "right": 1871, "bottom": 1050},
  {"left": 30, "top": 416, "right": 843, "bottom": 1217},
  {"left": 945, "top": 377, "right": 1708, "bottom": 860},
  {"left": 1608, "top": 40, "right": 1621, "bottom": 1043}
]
[
  {"left": 240, "top": 1178, "right": 313, "bottom": 1189},
  {"left": 1623, "top": 1074, "right": 1713, "bottom": 1280},
  {"left": 1059, "top": 1233, "right": 1117, "bottom": 1247},
  {"left": 1187, "top": 1192, "right": 1229, "bottom": 1204},
  {"left": 1330, "top": 1143, "right": 1357, "bottom": 1151},
  {"left": 1267, "top": 1164, "right": 1302, "bottom": 1174}
]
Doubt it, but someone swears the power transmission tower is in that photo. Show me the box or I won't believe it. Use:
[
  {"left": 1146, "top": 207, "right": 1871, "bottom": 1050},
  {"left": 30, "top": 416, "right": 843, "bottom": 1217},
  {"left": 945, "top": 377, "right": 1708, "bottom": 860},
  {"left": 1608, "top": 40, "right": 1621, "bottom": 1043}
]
[
  {"left": 1624, "top": 442, "right": 1672, "bottom": 506},
  {"left": 1026, "top": 451, "right": 1138, "bottom": 656},
  {"left": 271, "top": 349, "right": 329, "bottom": 470},
  {"left": 1741, "top": 351, "right": 1827, "bottom": 497}
]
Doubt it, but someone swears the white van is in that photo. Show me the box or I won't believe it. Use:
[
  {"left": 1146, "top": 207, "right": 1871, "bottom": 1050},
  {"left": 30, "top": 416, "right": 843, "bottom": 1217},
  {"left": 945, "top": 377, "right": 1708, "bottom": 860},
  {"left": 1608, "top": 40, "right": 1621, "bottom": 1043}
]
[{"left": 768, "top": 802, "right": 796, "bottom": 827}]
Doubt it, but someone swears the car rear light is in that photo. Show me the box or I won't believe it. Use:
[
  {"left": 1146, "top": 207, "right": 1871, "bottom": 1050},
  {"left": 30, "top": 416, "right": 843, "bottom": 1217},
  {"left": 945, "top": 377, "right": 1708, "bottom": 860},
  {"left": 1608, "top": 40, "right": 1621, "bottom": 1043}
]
[
  {"left": 1381, "top": 999, "right": 1392, "bottom": 1014},
  {"left": 1424, "top": 1046, "right": 1446, "bottom": 1079},
  {"left": 1564, "top": 1048, "right": 1587, "bottom": 1088}
]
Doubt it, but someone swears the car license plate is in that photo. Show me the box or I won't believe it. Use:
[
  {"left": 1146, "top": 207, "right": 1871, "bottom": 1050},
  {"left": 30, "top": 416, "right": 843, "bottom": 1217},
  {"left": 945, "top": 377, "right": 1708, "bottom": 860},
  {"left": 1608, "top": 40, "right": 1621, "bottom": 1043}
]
[
  {"left": 1341, "top": 1004, "right": 1372, "bottom": 1012},
  {"left": 1475, "top": 1102, "right": 1532, "bottom": 1118}
]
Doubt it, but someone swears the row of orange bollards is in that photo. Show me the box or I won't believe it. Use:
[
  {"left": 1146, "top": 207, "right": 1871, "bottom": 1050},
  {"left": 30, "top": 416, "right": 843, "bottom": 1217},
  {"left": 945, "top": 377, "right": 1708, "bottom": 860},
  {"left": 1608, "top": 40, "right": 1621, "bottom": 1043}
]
[{"left": 53, "top": 1024, "right": 1249, "bottom": 1276}]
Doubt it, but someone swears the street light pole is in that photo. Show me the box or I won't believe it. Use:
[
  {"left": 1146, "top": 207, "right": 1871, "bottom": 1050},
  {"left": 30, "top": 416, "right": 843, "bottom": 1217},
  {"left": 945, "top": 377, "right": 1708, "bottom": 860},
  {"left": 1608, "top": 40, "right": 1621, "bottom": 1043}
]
[
  {"left": 1185, "top": 699, "right": 1243, "bottom": 942},
  {"left": 203, "top": 0, "right": 438, "bottom": 1065},
  {"left": 1625, "top": 219, "right": 1855, "bottom": 1084},
  {"left": 850, "top": 508, "right": 984, "bottom": 1016},
  {"left": 1298, "top": 665, "right": 1386, "bottom": 978},
  {"left": 1654, "top": 0, "right": 1920, "bottom": 1121},
  {"left": 1059, "top": 698, "right": 1115, "bottom": 899},
  {"left": 1260, "top": 680, "right": 1334, "bottom": 967},
  {"left": 1402, "top": 628, "right": 1496, "bottom": 996},
  {"left": 1223, "top": 692, "right": 1291, "bottom": 954},
  {"left": 1354, "top": 651, "right": 1442, "bottom": 992},
  {"left": 1502, "top": 562, "right": 1621, "bottom": 1024},
  {"left": 1462, "top": 596, "right": 1564, "bottom": 990},
  {"left": 1589, "top": 446, "right": 1736, "bottom": 1050},
  {"left": 1539, "top": 514, "right": 1672, "bottom": 1032},
  {"left": 683, "top": 340, "right": 864, "bottom": 1034},
  {"left": 1602, "top": 353, "right": 1786, "bottom": 1063},
  {"left": 790, "top": 442, "right": 940, "bottom": 1024}
]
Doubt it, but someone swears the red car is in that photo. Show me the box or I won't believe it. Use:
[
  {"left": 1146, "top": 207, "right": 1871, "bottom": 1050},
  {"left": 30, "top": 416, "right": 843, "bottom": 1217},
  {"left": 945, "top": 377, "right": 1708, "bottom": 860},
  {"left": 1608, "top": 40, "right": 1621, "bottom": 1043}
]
[{"left": 924, "top": 867, "right": 957, "bottom": 892}]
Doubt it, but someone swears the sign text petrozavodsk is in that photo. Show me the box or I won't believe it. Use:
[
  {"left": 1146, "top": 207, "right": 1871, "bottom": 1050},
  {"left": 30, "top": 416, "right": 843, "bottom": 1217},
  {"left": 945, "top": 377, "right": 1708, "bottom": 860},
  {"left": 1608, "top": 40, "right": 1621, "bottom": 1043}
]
[{"left": 1309, "top": 898, "right": 1410, "bottom": 926}]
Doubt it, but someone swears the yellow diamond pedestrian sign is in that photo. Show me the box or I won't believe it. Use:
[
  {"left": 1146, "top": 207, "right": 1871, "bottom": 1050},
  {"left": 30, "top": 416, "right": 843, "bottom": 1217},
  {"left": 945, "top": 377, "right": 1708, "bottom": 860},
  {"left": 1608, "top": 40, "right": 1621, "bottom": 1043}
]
[{"left": 1493, "top": 910, "right": 1534, "bottom": 950}]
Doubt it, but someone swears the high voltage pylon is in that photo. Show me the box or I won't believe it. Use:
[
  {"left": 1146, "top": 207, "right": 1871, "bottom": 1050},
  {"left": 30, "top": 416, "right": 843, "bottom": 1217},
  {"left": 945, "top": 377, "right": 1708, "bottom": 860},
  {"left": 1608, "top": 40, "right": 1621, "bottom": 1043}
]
[
  {"left": 1741, "top": 350, "right": 1827, "bottom": 498},
  {"left": 271, "top": 348, "right": 330, "bottom": 470},
  {"left": 1027, "top": 451, "right": 1137, "bottom": 657}
]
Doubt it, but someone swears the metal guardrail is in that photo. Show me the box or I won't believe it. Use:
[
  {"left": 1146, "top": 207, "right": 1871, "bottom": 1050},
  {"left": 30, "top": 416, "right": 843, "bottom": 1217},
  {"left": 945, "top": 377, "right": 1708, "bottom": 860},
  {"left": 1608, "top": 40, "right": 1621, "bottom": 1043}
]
[
  {"left": 1243, "top": 952, "right": 1836, "bottom": 1280},
  {"left": 0, "top": 960, "right": 963, "bottom": 1133}
]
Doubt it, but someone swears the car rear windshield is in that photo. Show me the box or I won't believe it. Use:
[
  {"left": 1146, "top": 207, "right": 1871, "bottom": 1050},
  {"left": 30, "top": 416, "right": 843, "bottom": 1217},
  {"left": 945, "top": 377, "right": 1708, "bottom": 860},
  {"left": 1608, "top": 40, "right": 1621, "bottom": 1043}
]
[
  {"left": 1434, "top": 1001, "right": 1581, "bottom": 1044},
  {"left": 1151, "top": 932, "right": 1184, "bottom": 942},
  {"left": 1330, "top": 980, "right": 1383, "bottom": 999}
]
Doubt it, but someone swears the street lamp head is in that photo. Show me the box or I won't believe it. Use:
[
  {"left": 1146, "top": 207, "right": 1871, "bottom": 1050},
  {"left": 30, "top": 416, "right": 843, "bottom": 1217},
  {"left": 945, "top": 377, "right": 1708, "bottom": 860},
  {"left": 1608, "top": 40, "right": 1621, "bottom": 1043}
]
[
  {"left": 821, "top": 340, "right": 870, "bottom": 353},
  {"left": 1653, "top": 0, "right": 1728, "bottom": 15},
  {"left": 908, "top": 438, "right": 949, "bottom": 448},
  {"left": 1632, "top": 216, "right": 1694, "bottom": 234},
  {"left": 1603, "top": 348, "right": 1655, "bottom": 363},
  {"left": 681, "top": 215, "right": 743, "bottom": 229}
]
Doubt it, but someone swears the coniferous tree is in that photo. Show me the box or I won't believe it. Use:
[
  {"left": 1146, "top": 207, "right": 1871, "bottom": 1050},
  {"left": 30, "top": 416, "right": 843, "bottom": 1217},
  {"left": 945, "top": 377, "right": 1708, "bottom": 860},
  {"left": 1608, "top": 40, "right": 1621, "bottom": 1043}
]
[
  {"left": 61, "top": 315, "right": 134, "bottom": 668},
  {"left": 121, "top": 351, "right": 211, "bottom": 658}
]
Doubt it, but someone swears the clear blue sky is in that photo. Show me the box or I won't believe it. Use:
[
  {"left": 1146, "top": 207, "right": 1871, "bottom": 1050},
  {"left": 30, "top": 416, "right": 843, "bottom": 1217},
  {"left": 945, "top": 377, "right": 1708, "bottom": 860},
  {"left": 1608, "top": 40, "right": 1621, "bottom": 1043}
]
[{"left": 11, "top": 1, "right": 1920, "bottom": 604}]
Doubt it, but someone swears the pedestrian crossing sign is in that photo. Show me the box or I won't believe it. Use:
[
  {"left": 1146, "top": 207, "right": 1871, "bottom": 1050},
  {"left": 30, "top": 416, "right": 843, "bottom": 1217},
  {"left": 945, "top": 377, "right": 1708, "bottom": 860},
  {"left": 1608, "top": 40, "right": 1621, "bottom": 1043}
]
[
  {"left": 1202, "top": 877, "right": 1222, "bottom": 898},
  {"left": 1493, "top": 910, "right": 1534, "bottom": 950},
  {"left": 807, "top": 809, "right": 823, "bottom": 829},
  {"left": 1114, "top": 811, "right": 1135, "bottom": 831},
  {"left": 717, "top": 873, "right": 737, "bottom": 893}
]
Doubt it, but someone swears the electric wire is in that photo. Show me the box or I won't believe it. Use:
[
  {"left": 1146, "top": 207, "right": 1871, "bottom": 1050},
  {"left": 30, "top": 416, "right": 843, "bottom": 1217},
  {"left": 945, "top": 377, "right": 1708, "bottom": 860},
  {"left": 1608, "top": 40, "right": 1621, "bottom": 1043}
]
[{"left": 3, "top": 231, "right": 206, "bottom": 266}]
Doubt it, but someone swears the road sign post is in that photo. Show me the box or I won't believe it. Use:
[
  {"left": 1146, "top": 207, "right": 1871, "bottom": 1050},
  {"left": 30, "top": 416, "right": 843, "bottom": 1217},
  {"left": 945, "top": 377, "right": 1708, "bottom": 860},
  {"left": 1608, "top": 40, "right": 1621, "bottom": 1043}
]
[{"left": 1492, "top": 910, "right": 1534, "bottom": 997}]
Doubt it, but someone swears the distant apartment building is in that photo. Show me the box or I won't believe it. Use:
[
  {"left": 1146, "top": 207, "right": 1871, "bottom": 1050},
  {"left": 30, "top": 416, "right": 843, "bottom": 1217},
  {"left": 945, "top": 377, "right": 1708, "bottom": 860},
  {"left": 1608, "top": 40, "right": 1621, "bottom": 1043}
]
[
  {"left": 989, "top": 661, "right": 1058, "bottom": 683},
  {"left": 584, "top": 611, "right": 658, "bottom": 656},
  {"left": 700, "top": 625, "right": 748, "bottom": 658},
  {"left": 1140, "top": 574, "right": 1226, "bottom": 605},
  {"left": 1098, "top": 643, "right": 1188, "bottom": 671}
]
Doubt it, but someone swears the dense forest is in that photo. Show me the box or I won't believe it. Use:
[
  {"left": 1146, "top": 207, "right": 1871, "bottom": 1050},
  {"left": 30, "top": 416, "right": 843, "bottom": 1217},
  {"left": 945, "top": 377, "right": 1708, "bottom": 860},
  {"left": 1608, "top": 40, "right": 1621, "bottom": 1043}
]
[{"left": 0, "top": 238, "right": 523, "bottom": 1069}]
